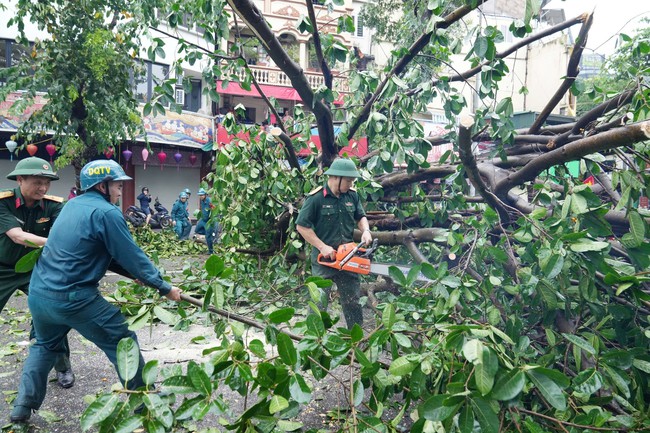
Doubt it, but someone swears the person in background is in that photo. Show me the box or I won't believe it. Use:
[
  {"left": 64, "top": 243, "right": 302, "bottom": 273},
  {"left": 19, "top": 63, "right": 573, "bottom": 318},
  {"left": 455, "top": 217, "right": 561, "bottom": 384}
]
[
  {"left": 136, "top": 186, "right": 152, "bottom": 225},
  {"left": 9, "top": 159, "right": 182, "bottom": 425},
  {"left": 172, "top": 192, "right": 191, "bottom": 240},
  {"left": 183, "top": 188, "right": 192, "bottom": 206},
  {"left": 296, "top": 158, "right": 373, "bottom": 329},
  {"left": 194, "top": 188, "right": 216, "bottom": 254},
  {"left": 0, "top": 157, "right": 75, "bottom": 389},
  {"left": 67, "top": 186, "right": 78, "bottom": 200}
]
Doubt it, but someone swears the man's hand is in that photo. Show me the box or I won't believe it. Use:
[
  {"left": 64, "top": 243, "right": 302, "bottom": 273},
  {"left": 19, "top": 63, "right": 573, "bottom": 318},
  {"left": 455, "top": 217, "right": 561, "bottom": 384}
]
[
  {"left": 361, "top": 230, "right": 373, "bottom": 246},
  {"left": 165, "top": 286, "right": 182, "bottom": 302},
  {"left": 319, "top": 245, "right": 336, "bottom": 260}
]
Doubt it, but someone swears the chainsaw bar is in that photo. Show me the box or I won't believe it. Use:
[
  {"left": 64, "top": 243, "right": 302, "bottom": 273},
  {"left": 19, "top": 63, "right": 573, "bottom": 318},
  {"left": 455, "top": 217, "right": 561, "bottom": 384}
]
[{"left": 369, "top": 263, "right": 433, "bottom": 283}]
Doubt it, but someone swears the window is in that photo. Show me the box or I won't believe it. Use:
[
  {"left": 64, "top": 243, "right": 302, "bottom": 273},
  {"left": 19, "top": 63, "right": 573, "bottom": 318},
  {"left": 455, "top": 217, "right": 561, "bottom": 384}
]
[
  {"left": 356, "top": 16, "right": 364, "bottom": 37},
  {"left": 183, "top": 79, "right": 201, "bottom": 112},
  {"left": 132, "top": 60, "right": 170, "bottom": 102},
  {"left": 0, "top": 38, "right": 32, "bottom": 69},
  {"left": 0, "top": 39, "right": 35, "bottom": 85}
]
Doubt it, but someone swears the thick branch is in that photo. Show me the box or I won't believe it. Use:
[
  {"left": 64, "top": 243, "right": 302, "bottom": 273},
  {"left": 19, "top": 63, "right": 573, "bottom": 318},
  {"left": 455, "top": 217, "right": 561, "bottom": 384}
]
[
  {"left": 458, "top": 116, "right": 510, "bottom": 221},
  {"left": 494, "top": 121, "right": 650, "bottom": 200},
  {"left": 227, "top": 0, "right": 337, "bottom": 162},
  {"left": 306, "top": 0, "right": 333, "bottom": 89}
]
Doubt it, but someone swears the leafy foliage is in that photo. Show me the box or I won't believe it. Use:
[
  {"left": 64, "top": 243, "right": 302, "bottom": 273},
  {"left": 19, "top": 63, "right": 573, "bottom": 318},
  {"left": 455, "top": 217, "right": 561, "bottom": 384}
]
[
  {"left": 2, "top": 0, "right": 154, "bottom": 162},
  {"left": 130, "top": 226, "right": 205, "bottom": 258}
]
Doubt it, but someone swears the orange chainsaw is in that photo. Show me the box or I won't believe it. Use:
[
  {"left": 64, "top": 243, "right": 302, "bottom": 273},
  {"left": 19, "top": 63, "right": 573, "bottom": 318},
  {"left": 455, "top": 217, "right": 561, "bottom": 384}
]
[{"left": 317, "top": 240, "right": 432, "bottom": 282}]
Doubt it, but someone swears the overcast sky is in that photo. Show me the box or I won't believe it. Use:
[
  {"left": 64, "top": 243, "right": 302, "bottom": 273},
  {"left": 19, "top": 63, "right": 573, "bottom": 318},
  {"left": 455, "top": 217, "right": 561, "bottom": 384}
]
[{"left": 544, "top": 0, "right": 649, "bottom": 54}]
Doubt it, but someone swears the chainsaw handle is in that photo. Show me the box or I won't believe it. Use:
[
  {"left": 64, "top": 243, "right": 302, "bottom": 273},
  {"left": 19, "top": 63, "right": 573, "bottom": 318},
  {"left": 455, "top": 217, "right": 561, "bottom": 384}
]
[{"left": 317, "top": 253, "right": 336, "bottom": 263}]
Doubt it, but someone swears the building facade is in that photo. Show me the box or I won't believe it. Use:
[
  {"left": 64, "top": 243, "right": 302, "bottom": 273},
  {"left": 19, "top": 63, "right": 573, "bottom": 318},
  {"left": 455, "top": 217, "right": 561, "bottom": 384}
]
[{"left": 1, "top": 0, "right": 576, "bottom": 209}]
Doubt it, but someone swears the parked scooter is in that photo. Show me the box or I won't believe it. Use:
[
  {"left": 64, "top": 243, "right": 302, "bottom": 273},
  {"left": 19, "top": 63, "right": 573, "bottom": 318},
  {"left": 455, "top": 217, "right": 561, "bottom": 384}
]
[{"left": 124, "top": 197, "right": 172, "bottom": 229}]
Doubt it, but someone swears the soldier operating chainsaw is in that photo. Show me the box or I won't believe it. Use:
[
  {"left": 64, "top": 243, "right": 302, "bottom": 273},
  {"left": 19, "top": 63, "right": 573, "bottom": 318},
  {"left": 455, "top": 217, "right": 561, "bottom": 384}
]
[{"left": 296, "top": 158, "right": 373, "bottom": 329}]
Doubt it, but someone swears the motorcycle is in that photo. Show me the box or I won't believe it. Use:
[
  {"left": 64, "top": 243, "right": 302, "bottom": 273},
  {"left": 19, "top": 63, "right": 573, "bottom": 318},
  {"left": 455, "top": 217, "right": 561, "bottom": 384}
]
[{"left": 124, "top": 197, "right": 172, "bottom": 229}]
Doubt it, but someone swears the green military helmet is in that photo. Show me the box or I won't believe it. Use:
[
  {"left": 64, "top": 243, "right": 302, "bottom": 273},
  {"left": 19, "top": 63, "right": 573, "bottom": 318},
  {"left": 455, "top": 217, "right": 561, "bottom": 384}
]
[
  {"left": 324, "top": 158, "right": 361, "bottom": 178},
  {"left": 80, "top": 159, "right": 132, "bottom": 191},
  {"left": 7, "top": 157, "right": 60, "bottom": 180}
]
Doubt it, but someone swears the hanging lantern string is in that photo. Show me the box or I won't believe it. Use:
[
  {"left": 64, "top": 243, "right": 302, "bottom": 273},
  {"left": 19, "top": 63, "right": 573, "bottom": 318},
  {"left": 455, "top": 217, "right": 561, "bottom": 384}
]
[{"left": 13, "top": 136, "right": 54, "bottom": 147}]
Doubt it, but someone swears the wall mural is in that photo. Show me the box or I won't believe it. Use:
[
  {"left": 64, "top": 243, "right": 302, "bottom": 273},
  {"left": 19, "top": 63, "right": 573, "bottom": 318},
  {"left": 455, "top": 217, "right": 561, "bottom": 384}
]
[{"left": 0, "top": 92, "right": 214, "bottom": 149}]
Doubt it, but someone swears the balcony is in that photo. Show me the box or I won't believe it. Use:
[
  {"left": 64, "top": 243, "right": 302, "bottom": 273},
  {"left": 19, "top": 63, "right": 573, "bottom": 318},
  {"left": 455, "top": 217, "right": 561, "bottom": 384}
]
[{"left": 235, "top": 64, "right": 349, "bottom": 94}]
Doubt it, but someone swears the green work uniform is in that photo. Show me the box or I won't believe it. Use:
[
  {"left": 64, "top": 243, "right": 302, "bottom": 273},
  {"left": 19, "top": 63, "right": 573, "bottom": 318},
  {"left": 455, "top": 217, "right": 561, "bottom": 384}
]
[
  {"left": 296, "top": 184, "right": 366, "bottom": 328},
  {"left": 0, "top": 188, "right": 63, "bottom": 310},
  {"left": 0, "top": 187, "right": 71, "bottom": 372}
]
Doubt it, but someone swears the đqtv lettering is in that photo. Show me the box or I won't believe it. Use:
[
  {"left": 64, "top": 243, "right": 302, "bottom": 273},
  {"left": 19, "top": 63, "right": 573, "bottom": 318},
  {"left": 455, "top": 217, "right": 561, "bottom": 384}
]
[{"left": 87, "top": 166, "right": 112, "bottom": 176}]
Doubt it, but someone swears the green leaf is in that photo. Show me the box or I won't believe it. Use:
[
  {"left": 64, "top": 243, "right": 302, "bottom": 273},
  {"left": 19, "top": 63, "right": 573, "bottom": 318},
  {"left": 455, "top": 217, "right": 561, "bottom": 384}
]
[
  {"left": 569, "top": 239, "right": 610, "bottom": 252},
  {"left": 248, "top": 339, "right": 267, "bottom": 358},
  {"left": 289, "top": 374, "right": 312, "bottom": 404},
  {"left": 153, "top": 305, "right": 177, "bottom": 325},
  {"left": 277, "top": 333, "right": 298, "bottom": 366},
  {"left": 143, "top": 393, "right": 173, "bottom": 428},
  {"left": 269, "top": 395, "right": 289, "bottom": 414},
  {"left": 562, "top": 333, "right": 596, "bottom": 356},
  {"left": 470, "top": 396, "right": 499, "bottom": 433},
  {"left": 80, "top": 394, "right": 120, "bottom": 431},
  {"left": 205, "top": 255, "right": 225, "bottom": 277},
  {"left": 352, "top": 378, "right": 364, "bottom": 406},
  {"left": 268, "top": 307, "right": 295, "bottom": 324},
  {"left": 628, "top": 210, "right": 646, "bottom": 246},
  {"left": 113, "top": 415, "right": 143, "bottom": 433},
  {"left": 388, "top": 265, "right": 407, "bottom": 286},
  {"left": 490, "top": 369, "right": 525, "bottom": 401},
  {"left": 389, "top": 356, "right": 417, "bottom": 377},
  {"left": 573, "top": 368, "right": 603, "bottom": 396},
  {"left": 277, "top": 420, "right": 304, "bottom": 431},
  {"left": 117, "top": 338, "right": 141, "bottom": 383},
  {"left": 141, "top": 360, "right": 159, "bottom": 386},
  {"left": 632, "top": 358, "right": 650, "bottom": 373},
  {"left": 188, "top": 362, "right": 212, "bottom": 396},
  {"left": 419, "top": 394, "right": 461, "bottom": 422},
  {"left": 382, "top": 303, "right": 396, "bottom": 329},
  {"left": 350, "top": 323, "right": 364, "bottom": 343},
  {"left": 458, "top": 404, "right": 475, "bottom": 433},
  {"left": 14, "top": 248, "right": 41, "bottom": 273},
  {"left": 462, "top": 339, "right": 482, "bottom": 363},
  {"left": 527, "top": 369, "right": 566, "bottom": 410},
  {"left": 474, "top": 347, "right": 498, "bottom": 395},
  {"left": 161, "top": 375, "right": 195, "bottom": 394}
]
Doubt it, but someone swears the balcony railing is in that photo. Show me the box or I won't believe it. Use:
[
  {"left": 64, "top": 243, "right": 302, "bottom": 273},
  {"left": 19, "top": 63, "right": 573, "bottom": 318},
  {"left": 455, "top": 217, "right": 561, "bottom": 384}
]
[{"left": 237, "top": 65, "right": 349, "bottom": 93}]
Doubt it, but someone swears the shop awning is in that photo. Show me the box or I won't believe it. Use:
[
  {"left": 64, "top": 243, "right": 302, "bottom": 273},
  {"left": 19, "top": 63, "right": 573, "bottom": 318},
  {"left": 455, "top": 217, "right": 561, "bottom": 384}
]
[
  {"left": 216, "top": 80, "right": 345, "bottom": 105},
  {"left": 216, "top": 80, "right": 302, "bottom": 101}
]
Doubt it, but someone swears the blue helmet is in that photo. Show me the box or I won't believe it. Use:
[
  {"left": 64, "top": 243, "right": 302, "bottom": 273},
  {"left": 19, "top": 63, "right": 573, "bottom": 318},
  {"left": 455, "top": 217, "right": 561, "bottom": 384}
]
[
  {"left": 183, "top": 188, "right": 191, "bottom": 195},
  {"left": 197, "top": 188, "right": 207, "bottom": 195},
  {"left": 179, "top": 192, "right": 188, "bottom": 199},
  {"left": 80, "top": 160, "right": 131, "bottom": 191}
]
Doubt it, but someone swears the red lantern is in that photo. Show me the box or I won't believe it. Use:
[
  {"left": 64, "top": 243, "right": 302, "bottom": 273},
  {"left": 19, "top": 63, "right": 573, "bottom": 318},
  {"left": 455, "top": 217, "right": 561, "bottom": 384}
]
[
  {"left": 26, "top": 143, "right": 38, "bottom": 156},
  {"left": 45, "top": 143, "right": 56, "bottom": 162},
  {"left": 104, "top": 146, "right": 114, "bottom": 159},
  {"left": 157, "top": 150, "right": 167, "bottom": 170},
  {"left": 189, "top": 153, "right": 198, "bottom": 166}
]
